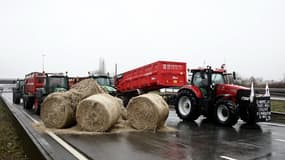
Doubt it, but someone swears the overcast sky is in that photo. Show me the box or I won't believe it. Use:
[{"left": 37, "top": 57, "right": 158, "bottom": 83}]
[{"left": 0, "top": 0, "right": 284, "bottom": 80}]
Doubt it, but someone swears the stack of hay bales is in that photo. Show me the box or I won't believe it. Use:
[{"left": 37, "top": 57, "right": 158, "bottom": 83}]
[
  {"left": 40, "top": 79, "right": 105, "bottom": 129},
  {"left": 41, "top": 78, "right": 169, "bottom": 133}
]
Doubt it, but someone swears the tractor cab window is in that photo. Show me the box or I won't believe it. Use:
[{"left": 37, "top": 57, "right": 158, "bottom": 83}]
[
  {"left": 211, "top": 73, "right": 225, "bottom": 85},
  {"left": 16, "top": 80, "right": 24, "bottom": 88},
  {"left": 192, "top": 72, "right": 209, "bottom": 87},
  {"left": 47, "top": 77, "right": 68, "bottom": 89},
  {"left": 95, "top": 77, "right": 112, "bottom": 86}
]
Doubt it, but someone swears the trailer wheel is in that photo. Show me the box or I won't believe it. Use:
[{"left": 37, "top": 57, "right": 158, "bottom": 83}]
[
  {"left": 23, "top": 96, "right": 27, "bottom": 109},
  {"left": 214, "top": 100, "right": 238, "bottom": 127},
  {"left": 175, "top": 90, "right": 200, "bottom": 121},
  {"left": 35, "top": 104, "right": 41, "bottom": 115},
  {"left": 12, "top": 93, "right": 16, "bottom": 104},
  {"left": 15, "top": 97, "right": 20, "bottom": 104},
  {"left": 24, "top": 97, "right": 33, "bottom": 110}
]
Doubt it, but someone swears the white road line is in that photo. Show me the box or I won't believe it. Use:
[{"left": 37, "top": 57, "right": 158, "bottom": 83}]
[
  {"left": 46, "top": 131, "right": 89, "bottom": 160},
  {"left": 220, "top": 156, "right": 237, "bottom": 160},
  {"left": 275, "top": 139, "right": 285, "bottom": 143},
  {"left": 20, "top": 107, "right": 89, "bottom": 160},
  {"left": 263, "top": 122, "right": 285, "bottom": 128},
  {"left": 21, "top": 110, "right": 39, "bottom": 124}
]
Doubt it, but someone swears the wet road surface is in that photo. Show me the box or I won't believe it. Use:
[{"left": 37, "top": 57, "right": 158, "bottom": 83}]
[
  {"left": 2, "top": 93, "right": 285, "bottom": 160},
  {"left": 61, "top": 111, "right": 285, "bottom": 160}
]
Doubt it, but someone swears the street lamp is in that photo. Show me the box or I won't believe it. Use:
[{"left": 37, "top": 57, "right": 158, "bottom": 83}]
[{"left": 42, "top": 54, "right": 46, "bottom": 73}]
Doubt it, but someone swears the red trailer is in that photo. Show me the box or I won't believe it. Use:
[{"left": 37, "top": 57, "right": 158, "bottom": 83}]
[
  {"left": 23, "top": 72, "right": 45, "bottom": 110},
  {"left": 23, "top": 72, "right": 69, "bottom": 114},
  {"left": 115, "top": 61, "right": 187, "bottom": 105}
]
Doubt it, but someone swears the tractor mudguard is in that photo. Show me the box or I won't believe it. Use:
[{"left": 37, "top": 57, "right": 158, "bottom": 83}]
[{"left": 179, "top": 85, "right": 203, "bottom": 99}]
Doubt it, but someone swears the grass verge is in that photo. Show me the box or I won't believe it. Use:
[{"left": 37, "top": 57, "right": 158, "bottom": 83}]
[
  {"left": 0, "top": 98, "right": 30, "bottom": 160},
  {"left": 271, "top": 100, "right": 285, "bottom": 113},
  {"left": 271, "top": 100, "right": 285, "bottom": 124}
]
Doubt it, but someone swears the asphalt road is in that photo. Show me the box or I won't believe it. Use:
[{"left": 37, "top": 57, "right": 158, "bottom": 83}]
[{"left": 2, "top": 93, "right": 285, "bottom": 160}]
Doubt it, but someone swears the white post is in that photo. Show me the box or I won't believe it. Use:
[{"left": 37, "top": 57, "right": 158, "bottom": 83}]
[
  {"left": 250, "top": 82, "right": 255, "bottom": 103},
  {"left": 42, "top": 54, "right": 46, "bottom": 72},
  {"left": 265, "top": 83, "right": 270, "bottom": 97}
]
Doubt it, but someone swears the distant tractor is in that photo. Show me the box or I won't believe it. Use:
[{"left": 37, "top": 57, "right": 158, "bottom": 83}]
[
  {"left": 69, "top": 73, "right": 116, "bottom": 95},
  {"left": 23, "top": 72, "right": 69, "bottom": 114},
  {"left": 175, "top": 66, "right": 271, "bottom": 126},
  {"left": 12, "top": 79, "right": 24, "bottom": 104},
  {"left": 89, "top": 73, "right": 116, "bottom": 96}
]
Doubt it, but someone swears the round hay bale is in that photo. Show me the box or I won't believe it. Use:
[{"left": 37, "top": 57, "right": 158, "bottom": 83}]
[
  {"left": 76, "top": 94, "right": 122, "bottom": 132},
  {"left": 40, "top": 92, "right": 75, "bottom": 128},
  {"left": 41, "top": 79, "right": 105, "bottom": 129},
  {"left": 70, "top": 78, "right": 105, "bottom": 98},
  {"left": 127, "top": 93, "right": 169, "bottom": 130}
]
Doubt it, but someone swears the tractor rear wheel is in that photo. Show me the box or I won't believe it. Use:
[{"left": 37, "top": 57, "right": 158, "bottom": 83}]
[
  {"left": 12, "top": 93, "right": 16, "bottom": 104},
  {"left": 214, "top": 100, "right": 238, "bottom": 127},
  {"left": 175, "top": 90, "right": 200, "bottom": 121},
  {"left": 23, "top": 96, "right": 27, "bottom": 109}
]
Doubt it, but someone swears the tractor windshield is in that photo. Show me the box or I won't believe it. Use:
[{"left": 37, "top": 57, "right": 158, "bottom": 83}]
[
  {"left": 16, "top": 80, "right": 24, "bottom": 88},
  {"left": 95, "top": 77, "right": 112, "bottom": 86},
  {"left": 48, "top": 77, "right": 68, "bottom": 89},
  {"left": 211, "top": 73, "right": 225, "bottom": 85}
]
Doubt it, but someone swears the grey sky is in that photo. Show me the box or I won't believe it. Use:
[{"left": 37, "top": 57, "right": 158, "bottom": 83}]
[{"left": 0, "top": 0, "right": 284, "bottom": 80}]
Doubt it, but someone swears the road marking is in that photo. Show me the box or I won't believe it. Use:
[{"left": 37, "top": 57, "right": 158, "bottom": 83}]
[
  {"left": 263, "top": 122, "right": 285, "bottom": 128},
  {"left": 20, "top": 105, "right": 89, "bottom": 160},
  {"left": 275, "top": 139, "right": 285, "bottom": 143},
  {"left": 21, "top": 110, "right": 39, "bottom": 124},
  {"left": 220, "top": 156, "right": 237, "bottom": 160},
  {"left": 46, "top": 131, "right": 89, "bottom": 160}
]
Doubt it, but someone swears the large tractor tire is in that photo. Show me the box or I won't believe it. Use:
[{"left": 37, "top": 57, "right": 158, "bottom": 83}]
[
  {"left": 175, "top": 90, "right": 200, "bottom": 121},
  {"left": 240, "top": 106, "right": 256, "bottom": 124},
  {"left": 214, "top": 100, "right": 239, "bottom": 127},
  {"left": 14, "top": 97, "right": 20, "bottom": 104}
]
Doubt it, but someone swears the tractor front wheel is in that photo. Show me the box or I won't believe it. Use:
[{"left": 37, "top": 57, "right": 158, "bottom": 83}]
[
  {"left": 240, "top": 106, "right": 256, "bottom": 124},
  {"left": 175, "top": 90, "right": 200, "bottom": 121},
  {"left": 214, "top": 100, "right": 238, "bottom": 127}
]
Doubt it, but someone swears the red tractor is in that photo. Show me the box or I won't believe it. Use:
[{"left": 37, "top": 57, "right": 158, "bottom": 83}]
[{"left": 175, "top": 65, "right": 271, "bottom": 126}]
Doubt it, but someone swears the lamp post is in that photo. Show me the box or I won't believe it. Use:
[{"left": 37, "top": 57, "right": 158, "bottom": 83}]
[{"left": 42, "top": 54, "right": 46, "bottom": 73}]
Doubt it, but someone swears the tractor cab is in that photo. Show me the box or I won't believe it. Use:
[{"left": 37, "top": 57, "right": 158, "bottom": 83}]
[
  {"left": 89, "top": 73, "right": 116, "bottom": 95},
  {"left": 190, "top": 66, "right": 228, "bottom": 98},
  {"left": 34, "top": 73, "right": 69, "bottom": 114},
  {"left": 44, "top": 73, "right": 69, "bottom": 94}
]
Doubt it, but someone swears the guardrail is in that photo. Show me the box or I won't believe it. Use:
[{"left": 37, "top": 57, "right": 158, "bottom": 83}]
[{"left": 256, "top": 88, "right": 285, "bottom": 97}]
